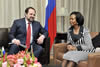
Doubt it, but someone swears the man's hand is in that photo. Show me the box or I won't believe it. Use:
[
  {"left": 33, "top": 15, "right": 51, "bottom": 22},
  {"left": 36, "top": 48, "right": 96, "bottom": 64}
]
[
  {"left": 37, "top": 35, "right": 45, "bottom": 44},
  {"left": 12, "top": 39, "right": 21, "bottom": 46},
  {"left": 67, "top": 45, "right": 77, "bottom": 51}
]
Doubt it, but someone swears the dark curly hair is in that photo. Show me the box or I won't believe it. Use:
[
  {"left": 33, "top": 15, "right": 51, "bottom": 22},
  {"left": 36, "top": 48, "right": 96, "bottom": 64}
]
[{"left": 70, "top": 11, "right": 84, "bottom": 26}]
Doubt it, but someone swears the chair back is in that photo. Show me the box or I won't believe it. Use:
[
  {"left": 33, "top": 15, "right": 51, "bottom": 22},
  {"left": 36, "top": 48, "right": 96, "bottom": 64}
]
[
  {"left": 0, "top": 28, "right": 9, "bottom": 48},
  {"left": 90, "top": 32, "right": 99, "bottom": 39}
]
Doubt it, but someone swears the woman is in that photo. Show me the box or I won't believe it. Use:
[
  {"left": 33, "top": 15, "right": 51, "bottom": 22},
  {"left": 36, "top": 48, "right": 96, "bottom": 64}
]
[{"left": 62, "top": 11, "right": 95, "bottom": 67}]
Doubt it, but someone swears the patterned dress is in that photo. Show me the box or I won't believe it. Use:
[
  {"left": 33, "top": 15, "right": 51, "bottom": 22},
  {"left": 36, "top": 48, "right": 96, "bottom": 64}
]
[{"left": 63, "top": 26, "right": 95, "bottom": 64}]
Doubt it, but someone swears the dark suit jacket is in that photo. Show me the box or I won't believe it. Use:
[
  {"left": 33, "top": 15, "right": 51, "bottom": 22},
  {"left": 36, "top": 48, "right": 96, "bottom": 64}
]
[{"left": 9, "top": 18, "right": 48, "bottom": 45}]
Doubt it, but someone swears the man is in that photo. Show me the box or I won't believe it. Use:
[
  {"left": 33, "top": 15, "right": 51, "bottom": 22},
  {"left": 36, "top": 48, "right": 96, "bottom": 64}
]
[{"left": 8, "top": 7, "right": 48, "bottom": 58}]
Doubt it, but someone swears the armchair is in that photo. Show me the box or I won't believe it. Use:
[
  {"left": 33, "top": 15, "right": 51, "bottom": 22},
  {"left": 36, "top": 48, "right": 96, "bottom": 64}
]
[
  {"left": 53, "top": 32, "right": 100, "bottom": 67},
  {"left": 0, "top": 28, "right": 50, "bottom": 65}
]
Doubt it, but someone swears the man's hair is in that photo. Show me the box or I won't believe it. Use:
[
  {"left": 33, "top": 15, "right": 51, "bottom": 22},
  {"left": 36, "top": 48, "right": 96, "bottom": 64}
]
[
  {"left": 70, "top": 11, "right": 84, "bottom": 26},
  {"left": 25, "top": 7, "right": 36, "bottom": 14}
]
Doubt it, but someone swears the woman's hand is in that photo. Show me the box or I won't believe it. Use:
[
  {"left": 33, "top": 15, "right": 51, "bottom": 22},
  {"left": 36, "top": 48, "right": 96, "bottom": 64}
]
[{"left": 67, "top": 45, "right": 77, "bottom": 51}]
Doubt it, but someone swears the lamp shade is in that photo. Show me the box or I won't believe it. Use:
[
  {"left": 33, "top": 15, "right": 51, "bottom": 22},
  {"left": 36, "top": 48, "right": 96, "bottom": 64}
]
[{"left": 57, "top": 7, "right": 68, "bottom": 16}]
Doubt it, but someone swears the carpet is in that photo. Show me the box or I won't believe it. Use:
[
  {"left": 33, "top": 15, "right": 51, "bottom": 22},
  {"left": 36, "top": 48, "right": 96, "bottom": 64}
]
[{"left": 42, "top": 55, "right": 61, "bottom": 67}]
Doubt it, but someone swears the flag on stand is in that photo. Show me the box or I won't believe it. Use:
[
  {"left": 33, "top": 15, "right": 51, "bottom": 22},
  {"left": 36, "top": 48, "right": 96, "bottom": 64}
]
[
  {"left": 45, "top": 0, "right": 56, "bottom": 50},
  {"left": 2, "top": 47, "right": 5, "bottom": 60}
]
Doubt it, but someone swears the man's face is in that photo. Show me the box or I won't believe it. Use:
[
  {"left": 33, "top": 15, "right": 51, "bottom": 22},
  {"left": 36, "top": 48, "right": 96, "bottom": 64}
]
[{"left": 25, "top": 9, "right": 36, "bottom": 22}]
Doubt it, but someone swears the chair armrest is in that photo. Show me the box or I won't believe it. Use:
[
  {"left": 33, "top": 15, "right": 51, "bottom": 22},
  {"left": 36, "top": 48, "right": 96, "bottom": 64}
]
[
  {"left": 53, "top": 43, "right": 68, "bottom": 62},
  {"left": 43, "top": 37, "right": 50, "bottom": 53},
  {"left": 88, "top": 52, "right": 100, "bottom": 67},
  {"left": 54, "top": 43, "right": 68, "bottom": 53},
  {"left": 39, "top": 37, "right": 50, "bottom": 65}
]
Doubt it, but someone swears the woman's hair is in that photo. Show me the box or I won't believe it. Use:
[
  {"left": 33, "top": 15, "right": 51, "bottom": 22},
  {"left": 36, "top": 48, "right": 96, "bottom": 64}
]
[{"left": 70, "top": 11, "right": 84, "bottom": 26}]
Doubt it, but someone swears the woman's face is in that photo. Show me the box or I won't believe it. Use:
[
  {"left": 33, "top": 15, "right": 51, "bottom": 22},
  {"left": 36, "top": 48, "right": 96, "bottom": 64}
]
[{"left": 70, "top": 14, "right": 78, "bottom": 26}]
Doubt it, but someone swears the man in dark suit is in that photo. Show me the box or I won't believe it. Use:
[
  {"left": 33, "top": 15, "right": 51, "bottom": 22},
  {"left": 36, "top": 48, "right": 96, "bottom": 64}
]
[{"left": 8, "top": 7, "right": 48, "bottom": 58}]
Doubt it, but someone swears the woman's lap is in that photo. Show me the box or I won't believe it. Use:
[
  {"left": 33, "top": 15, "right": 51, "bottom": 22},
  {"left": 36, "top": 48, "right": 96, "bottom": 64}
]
[{"left": 63, "top": 51, "right": 89, "bottom": 64}]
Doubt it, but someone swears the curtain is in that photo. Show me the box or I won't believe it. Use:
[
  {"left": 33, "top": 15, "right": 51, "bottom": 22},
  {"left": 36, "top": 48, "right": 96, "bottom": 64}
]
[
  {"left": 0, "top": 0, "right": 100, "bottom": 32},
  {"left": 57, "top": 0, "right": 100, "bottom": 32},
  {"left": 0, "top": 0, "right": 20, "bottom": 28},
  {"left": 0, "top": 0, "right": 46, "bottom": 28}
]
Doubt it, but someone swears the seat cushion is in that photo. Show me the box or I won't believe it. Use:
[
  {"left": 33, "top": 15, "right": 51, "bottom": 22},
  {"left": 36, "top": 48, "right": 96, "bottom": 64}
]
[
  {"left": 57, "top": 53, "right": 64, "bottom": 61},
  {"left": 78, "top": 61, "right": 88, "bottom": 67}
]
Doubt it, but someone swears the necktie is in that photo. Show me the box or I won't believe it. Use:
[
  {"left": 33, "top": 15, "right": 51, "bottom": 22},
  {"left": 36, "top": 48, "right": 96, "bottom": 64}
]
[{"left": 26, "top": 22, "right": 31, "bottom": 49}]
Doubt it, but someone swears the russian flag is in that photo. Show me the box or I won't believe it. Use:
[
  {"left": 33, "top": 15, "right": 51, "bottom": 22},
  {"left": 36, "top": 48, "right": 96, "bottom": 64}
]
[
  {"left": 45, "top": 0, "right": 56, "bottom": 50},
  {"left": 2, "top": 46, "right": 5, "bottom": 59},
  {"left": 2, "top": 47, "right": 5, "bottom": 56}
]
